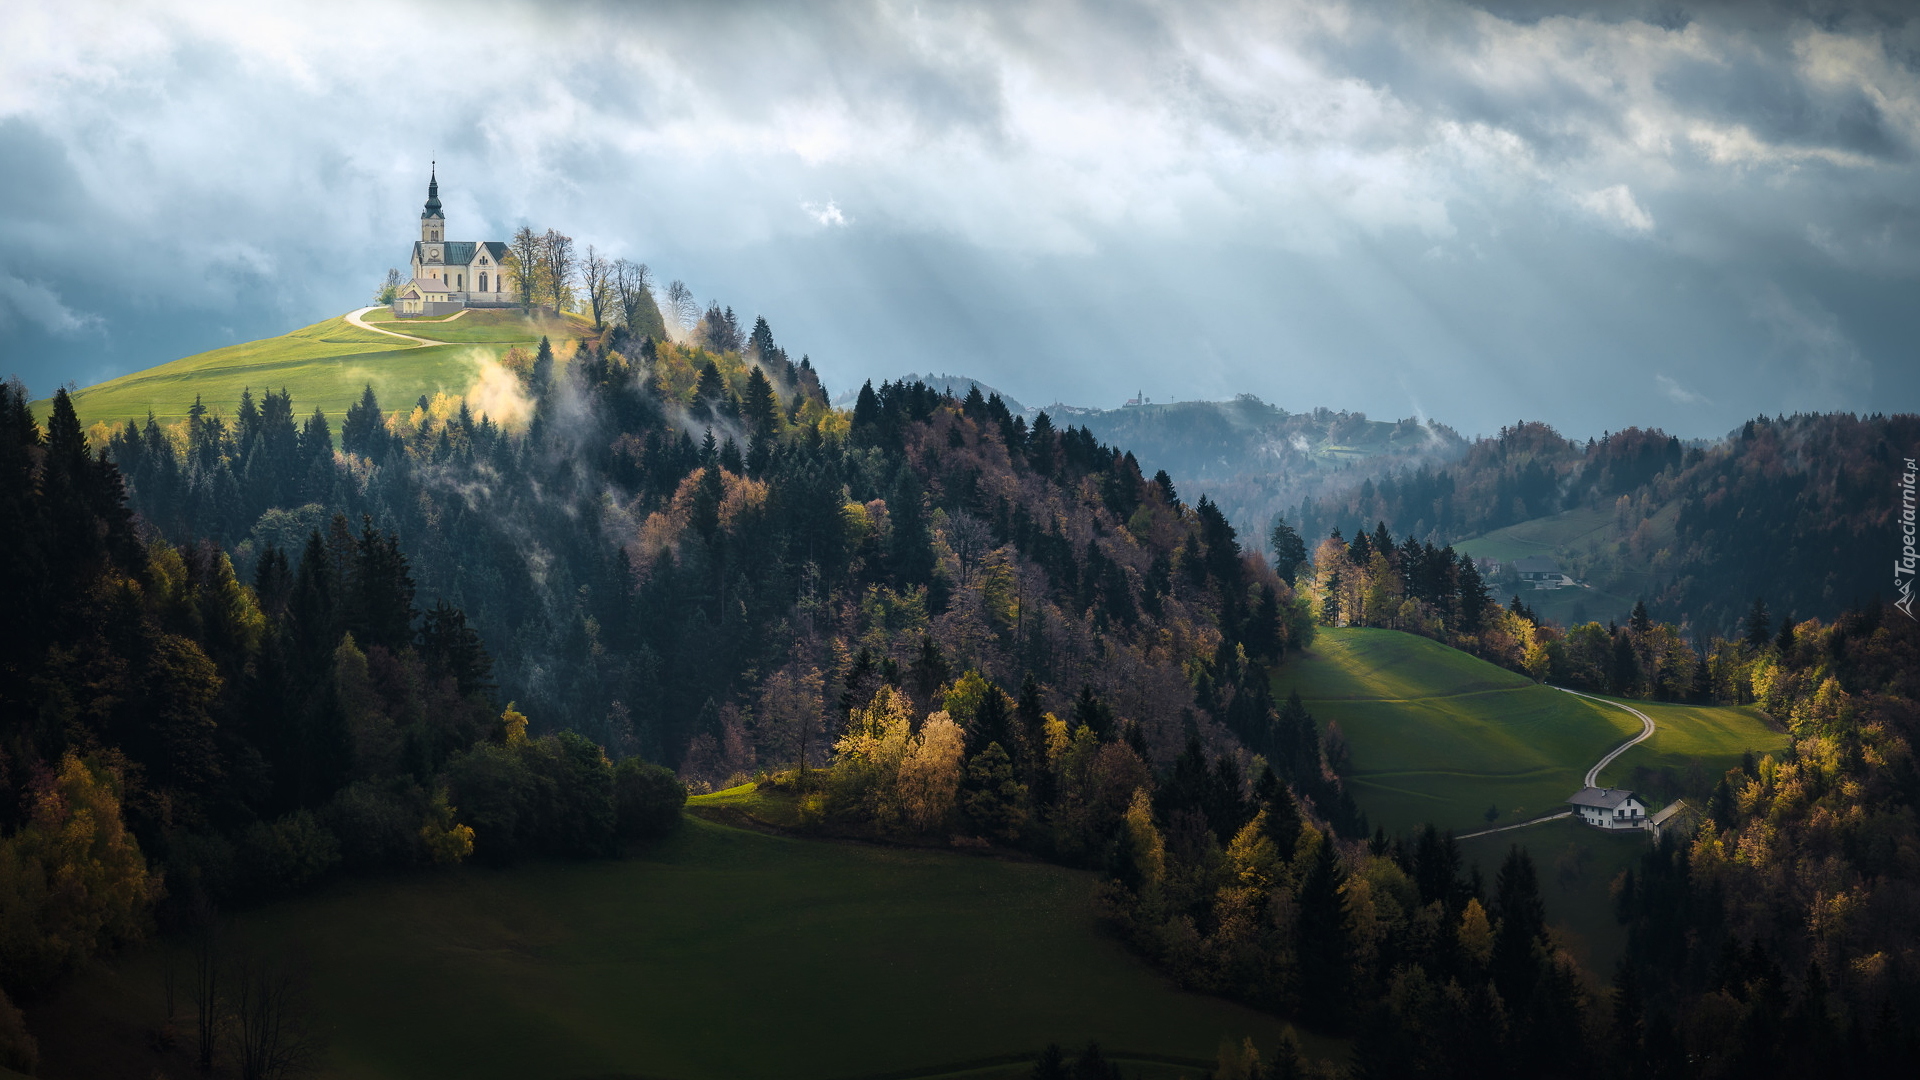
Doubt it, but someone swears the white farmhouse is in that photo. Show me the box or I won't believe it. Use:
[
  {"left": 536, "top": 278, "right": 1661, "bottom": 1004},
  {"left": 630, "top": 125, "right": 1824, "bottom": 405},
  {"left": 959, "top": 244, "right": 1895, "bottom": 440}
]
[
  {"left": 1568, "top": 786, "right": 1647, "bottom": 830},
  {"left": 391, "top": 165, "right": 515, "bottom": 317}
]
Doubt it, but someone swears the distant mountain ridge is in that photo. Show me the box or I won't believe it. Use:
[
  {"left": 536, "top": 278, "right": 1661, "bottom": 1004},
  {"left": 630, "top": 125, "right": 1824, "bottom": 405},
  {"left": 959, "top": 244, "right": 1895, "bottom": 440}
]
[{"left": 849, "top": 373, "right": 1467, "bottom": 535}]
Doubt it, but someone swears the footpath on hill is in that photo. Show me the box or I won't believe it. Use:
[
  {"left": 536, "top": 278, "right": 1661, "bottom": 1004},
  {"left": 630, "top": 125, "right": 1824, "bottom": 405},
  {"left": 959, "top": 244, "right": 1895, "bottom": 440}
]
[
  {"left": 1456, "top": 687, "right": 1658, "bottom": 840},
  {"left": 344, "top": 305, "right": 467, "bottom": 345}
]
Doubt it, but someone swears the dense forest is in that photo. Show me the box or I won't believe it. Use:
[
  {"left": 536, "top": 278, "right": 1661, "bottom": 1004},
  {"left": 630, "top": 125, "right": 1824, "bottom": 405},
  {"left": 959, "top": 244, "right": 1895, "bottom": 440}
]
[
  {"left": 0, "top": 307, "right": 1356, "bottom": 1070},
  {"left": 3, "top": 299, "right": 1917, "bottom": 1078},
  {"left": 1289, "top": 414, "right": 1920, "bottom": 634}
]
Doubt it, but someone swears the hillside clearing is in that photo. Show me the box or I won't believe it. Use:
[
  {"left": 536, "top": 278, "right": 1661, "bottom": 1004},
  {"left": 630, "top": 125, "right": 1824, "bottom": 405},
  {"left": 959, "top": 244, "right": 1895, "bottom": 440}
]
[
  {"left": 1274, "top": 629, "right": 1773, "bottom": 835},
  {"left": 1453, "top": 503, "right": 1683, "bottom": 627},
  {"left": 1273, "top": 629, "right": 1640, "bottom": 835},
  {"left": 31, "top": 814, "right": 1320, "bottom": 1080}
]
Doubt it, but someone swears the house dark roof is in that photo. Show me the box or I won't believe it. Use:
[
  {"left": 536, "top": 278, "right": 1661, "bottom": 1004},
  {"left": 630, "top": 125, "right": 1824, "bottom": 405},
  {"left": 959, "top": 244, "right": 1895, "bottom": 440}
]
[
  {"left": 1514, "top": 555, "right": 1562, "bottom": 575},
  {"left": 414, "top": 240, "right": 504, "bottom": 266},
  {"left": 1569, "top": 786, "right": 1639, "bottom": 810}
]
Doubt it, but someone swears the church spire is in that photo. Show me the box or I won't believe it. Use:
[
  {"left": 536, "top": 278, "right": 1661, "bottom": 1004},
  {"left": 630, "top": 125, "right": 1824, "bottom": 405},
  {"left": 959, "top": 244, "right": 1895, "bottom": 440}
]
[{"left": 422, "top": 161, "right": 443, "bottom": 220}]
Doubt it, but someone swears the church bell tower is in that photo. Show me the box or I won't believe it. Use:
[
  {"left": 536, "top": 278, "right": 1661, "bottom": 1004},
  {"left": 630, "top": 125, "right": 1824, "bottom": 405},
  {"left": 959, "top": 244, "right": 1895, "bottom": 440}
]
[{"left": 420, "top": 163, "right": 445, "bottom": 245}]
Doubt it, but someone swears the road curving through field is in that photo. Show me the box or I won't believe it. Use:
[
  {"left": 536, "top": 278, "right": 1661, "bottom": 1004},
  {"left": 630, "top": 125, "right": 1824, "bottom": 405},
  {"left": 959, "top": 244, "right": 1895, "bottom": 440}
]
[
  {"left": 1457, "top": 687, "right": 1657, "bottom": 839},
  {"left": 1559, "top": 687, "right": 1659, "bottom": 788}
]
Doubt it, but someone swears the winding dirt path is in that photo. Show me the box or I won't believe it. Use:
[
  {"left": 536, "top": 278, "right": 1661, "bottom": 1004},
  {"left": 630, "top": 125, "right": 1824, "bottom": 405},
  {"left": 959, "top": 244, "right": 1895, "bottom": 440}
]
[
  {"left": 344, "top": 305, "right": 467, "bottom": 346},
  {"left": 1560, "top": 687, "right": 1658, "bottom": 788},
  {"left": 1455, "top": 688, "right": 1657, "bottom": 840}
]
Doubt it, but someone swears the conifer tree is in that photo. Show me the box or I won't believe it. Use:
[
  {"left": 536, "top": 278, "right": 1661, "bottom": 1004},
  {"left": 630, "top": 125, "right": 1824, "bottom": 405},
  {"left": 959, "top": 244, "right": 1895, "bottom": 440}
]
[
  {"left": 341, "top": 385, "right": 386, "bottom": 458},
  {"left": 742, "top": 365, "right": 779, "bottom": 441},
  {"left": 887, "top": 468, "right": 934, "bottom": 587},
  {"left": 1296, "top": 830, "right": 1350, "bottom": 1027},
  {"left": 1269, "top": 516, "right": 1307, "bottom": 585},
  {"left": 1492, "top": 845, "right": 1547, "bottom": 1005}
]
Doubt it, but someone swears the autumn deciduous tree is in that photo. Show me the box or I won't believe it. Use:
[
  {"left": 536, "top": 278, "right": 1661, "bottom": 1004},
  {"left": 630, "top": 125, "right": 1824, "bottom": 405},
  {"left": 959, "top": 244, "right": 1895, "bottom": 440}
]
[
  {"left": 581, "top": 244, "right": 612, "bottom": 328},
  {"left": 891, "top": 711, "right": 965, "bottom": 832},
  {"left": 0, "top": 753, "right": 156, "bottom": 994},
  {"left": 540, "top": 229, "right": 576, "bottom": 313},
  {"left": 507, "top": 226, "right": 543, "bottom": 314},
  {"left": 828, "top": 687, "right": 965, "bottom": 833},
  {"left": 418, "top": 787, "right": 476, "bottom": 865}
]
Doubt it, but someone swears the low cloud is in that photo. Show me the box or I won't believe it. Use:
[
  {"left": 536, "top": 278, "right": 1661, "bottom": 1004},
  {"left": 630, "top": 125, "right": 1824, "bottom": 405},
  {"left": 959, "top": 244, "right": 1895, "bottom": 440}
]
[
  {"left": 1655, "top": 374, "right": 1708, "bottom": 406},
  {"left": 1576, "top": 185, "right": 1655, "bottom": 234},
  {"left": 1750, "top": 283, "right": 1874, "bottom": 407},
  {"left": 802, "top": 199, "right": 848, "bottom": 227},
  {"left": 0, "top": 275, "right": 101, "bottom": 337}
]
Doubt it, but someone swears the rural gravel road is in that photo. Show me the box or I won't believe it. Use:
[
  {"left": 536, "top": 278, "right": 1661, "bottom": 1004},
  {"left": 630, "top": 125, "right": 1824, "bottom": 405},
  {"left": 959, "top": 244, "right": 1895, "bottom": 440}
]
[
  {"left": 1456, "top": 687, "right": 1658, "bottom": 839},
  {"left": 1558, "top": 687, "right": 1658, "bottom": 788}
]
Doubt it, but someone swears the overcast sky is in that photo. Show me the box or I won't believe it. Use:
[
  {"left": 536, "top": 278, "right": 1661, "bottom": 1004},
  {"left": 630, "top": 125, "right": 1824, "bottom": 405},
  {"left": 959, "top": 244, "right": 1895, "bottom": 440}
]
[{"left": 2, "top": 0, "right": 1916, "bottom": 439}]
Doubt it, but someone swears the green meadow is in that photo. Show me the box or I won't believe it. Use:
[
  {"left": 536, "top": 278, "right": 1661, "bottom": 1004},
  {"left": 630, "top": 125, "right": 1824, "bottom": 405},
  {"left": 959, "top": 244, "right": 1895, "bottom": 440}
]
[
  {"left": 1594, "top": 697, "right": 1787, "bottom": 788},
  {"left": 1273, "top": 628, "right": 1641, "bottom": 835},
  {"left": 34, "top": 812, "right": 1318, "bottom": 1080},
  {"left": 1451, "top": 506, "right": 1620, "bottom": 564},
  {"left": 46, "top": 308, "right": 592, "bottom": 429}
]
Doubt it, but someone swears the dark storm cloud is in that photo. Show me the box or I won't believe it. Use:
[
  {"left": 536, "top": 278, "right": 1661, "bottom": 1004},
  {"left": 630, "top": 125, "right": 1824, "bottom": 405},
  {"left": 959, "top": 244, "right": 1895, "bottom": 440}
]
[{"left": 1, "top": 0, "right": 1916, "bottom": 437}]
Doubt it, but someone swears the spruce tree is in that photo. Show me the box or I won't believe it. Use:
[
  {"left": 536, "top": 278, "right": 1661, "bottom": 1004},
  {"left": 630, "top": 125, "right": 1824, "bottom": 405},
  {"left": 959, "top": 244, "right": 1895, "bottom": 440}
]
[
  {"left": 1744, "top": 596, "right": 1772, "bottom": 651},
  {"left": 1491, "top": 845, "right": 1547, "bottom": 1005},
  {"left": 887, "top": 468, "right": 934, "bottom": 587},
  {"left": 1269, "top": 516, "right": 1307, "bottom": 585},
  {"left": 741, "top": 365, "right": 779, "bottom": 441},
  {"left": 1296, "top": 832, "right": 1350, "bottom": 1028}
]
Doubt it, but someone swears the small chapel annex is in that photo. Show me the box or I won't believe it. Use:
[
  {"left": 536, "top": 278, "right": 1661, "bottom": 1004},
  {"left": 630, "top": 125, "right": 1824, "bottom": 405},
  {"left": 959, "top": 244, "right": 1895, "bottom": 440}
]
[{"left": 391, "top": 165, "right": 515, "bottom": 317}]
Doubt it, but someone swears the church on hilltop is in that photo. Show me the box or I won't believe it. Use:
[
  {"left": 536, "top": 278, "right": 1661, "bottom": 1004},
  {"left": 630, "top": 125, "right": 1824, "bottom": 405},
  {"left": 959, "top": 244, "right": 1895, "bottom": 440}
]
[{"left": 391, "top": 165, "right": 514, "bottom": 316}]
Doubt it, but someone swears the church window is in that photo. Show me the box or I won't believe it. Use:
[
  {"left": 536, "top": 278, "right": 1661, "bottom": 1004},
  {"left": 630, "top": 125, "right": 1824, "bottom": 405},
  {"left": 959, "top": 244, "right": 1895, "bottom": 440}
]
[{"left": 480, "top": 272, "right": 488, "bottom": 292}]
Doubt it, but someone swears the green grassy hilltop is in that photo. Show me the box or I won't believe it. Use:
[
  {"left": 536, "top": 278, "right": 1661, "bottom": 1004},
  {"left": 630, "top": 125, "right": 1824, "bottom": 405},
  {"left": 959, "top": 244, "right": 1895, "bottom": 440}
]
[
  {"left": 45, "top": 308, "right": 592, "bottom": 429},
  {"left": 35, "top": 814, "right": 1315, "bottom": 1080}
]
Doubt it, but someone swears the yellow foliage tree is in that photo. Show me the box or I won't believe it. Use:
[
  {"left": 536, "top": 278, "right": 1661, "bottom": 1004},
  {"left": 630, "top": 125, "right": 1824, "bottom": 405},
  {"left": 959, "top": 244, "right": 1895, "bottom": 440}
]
[
  {"left": 1122, "top": 786, "right": 1166, "bottom": 889},
  {"left": 1458, "top": 897, "right": 1494, "bottom": 967},
  {"left": 1227, "top": 810, "right": 1281, "bottom": 893},
  {"left": 419, "top": 787, "right": 476, "bottom": 865},
  {"left": 891, "top": 712, "right": 966, "bottom": 833},
  {"left": 499, "top": 702, "right": 530, "bottom": 744},
  {"left": 940, "top": 670, "right": 994, "bottom": 730},
  {"left": 0, "top": 753, "right": 158, "bottom": 992}
]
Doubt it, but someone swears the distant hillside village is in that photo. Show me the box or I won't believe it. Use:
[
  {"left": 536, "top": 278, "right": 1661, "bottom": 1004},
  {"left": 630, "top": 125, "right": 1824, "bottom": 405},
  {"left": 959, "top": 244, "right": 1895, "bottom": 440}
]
[{"left": 390, "top": 166, "right": 515, "bottom": 315}]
